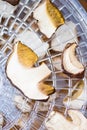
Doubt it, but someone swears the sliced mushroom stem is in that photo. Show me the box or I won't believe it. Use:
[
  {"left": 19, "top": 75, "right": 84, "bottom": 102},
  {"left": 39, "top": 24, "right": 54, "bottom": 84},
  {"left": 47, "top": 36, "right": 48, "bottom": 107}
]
[
  {"left": 33, "top": 0, "right": 64, "bottom": 38},
  {"left": 62, "top": 43, "right": 84, "bottom": 78}
]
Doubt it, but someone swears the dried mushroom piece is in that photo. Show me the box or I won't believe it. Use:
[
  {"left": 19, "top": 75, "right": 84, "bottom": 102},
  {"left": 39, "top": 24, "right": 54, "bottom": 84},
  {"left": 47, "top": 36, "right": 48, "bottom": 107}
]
[
  {"left": 33, "top": 0, "right": 64, "bottom": 38},
  {"left": 62, "top": 43, "right": 84, "bottom": 78},
  {"left": 14, "top": 95, "right": 34, "bottom": 113},
  {"left": 15, "top": 30, "right": 49, "bottom": 59},
  {"left": 6, "top": 42, "right": 54, "bottom": 100},
  {"left": 51, "top": 21, "right": 78, "bottom": 52},
  {"left": 45, "top": 110, "right": 87, "bottom": 130},
  {"left": 63, "top": 80, "right": 86, "bottom": 109},
  {"left": 3, "top": 0, "right": 20, "bottom": 6}
]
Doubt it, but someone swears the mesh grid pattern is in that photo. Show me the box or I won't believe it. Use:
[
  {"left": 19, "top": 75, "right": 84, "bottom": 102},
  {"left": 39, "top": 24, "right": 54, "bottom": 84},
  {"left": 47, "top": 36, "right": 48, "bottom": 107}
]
[{"left": 0, "top": 0, "right": 87, "bottom": 130}]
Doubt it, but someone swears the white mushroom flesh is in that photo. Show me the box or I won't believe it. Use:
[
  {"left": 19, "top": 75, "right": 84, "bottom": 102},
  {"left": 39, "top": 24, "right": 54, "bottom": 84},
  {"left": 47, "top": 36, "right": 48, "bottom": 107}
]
[
  {"left": 6, "top": 43, "right": 51, "bottom": 100},
  {"left": 33, "top": 1, "right": 56, "bottom": 38},
  {"left": 62, "top": 43, "right": 84, "bottom": 75}
]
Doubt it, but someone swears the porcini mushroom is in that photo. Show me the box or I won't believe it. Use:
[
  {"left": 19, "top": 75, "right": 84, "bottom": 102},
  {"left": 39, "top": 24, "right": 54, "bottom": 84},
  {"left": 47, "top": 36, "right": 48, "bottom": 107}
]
[
  {"left": 6, "top": 42, "right": 54, "bottom": 100},
  {"left": 62, "top": 43, "right": 84, "bottom": 78},
  {"left": 33, "top": 0, "right": 64, "bottom": 38}
]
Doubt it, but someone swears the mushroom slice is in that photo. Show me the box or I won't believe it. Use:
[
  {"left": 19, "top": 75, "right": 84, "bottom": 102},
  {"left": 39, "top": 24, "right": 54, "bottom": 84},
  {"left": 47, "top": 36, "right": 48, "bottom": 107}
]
[
  {"left": 0, "top": 0, "right": 17, "bottom": 19},
  {"left": 15, "top": 30, "right": 49, "bottom": 59},
  {"left": 45, "top": 110, "right": 87, "bottom": 130},
  {"left": 51, "top": 21, "right": 78, "bottom": 52},
  {"left": 6, "top": 42, "right": 54, "bottom": 100},
  {"left": 33, "top": 0, "right": 64, "bottom": 38},
  {"left": 62, "top": 43, "right": 84, "bottom": 77},
  {"left": 14, "top": 95, "right": 34, "bottom": 113},
  {"left": 63, "top": 80, "right": 86, "bottom": 109}
]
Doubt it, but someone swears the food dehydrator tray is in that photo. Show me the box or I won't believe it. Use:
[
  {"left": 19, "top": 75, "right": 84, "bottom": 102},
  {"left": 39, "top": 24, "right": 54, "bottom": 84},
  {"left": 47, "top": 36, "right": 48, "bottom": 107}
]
[{"left": 0, "top": 0, "right": 87, "bottom": 130}]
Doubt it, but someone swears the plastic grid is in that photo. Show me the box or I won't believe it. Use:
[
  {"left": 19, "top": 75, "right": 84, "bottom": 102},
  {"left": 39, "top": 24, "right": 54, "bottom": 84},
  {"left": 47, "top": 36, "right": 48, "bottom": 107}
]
[{"left": 0, "top": 0, "right": 87, "bottom": 130}]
